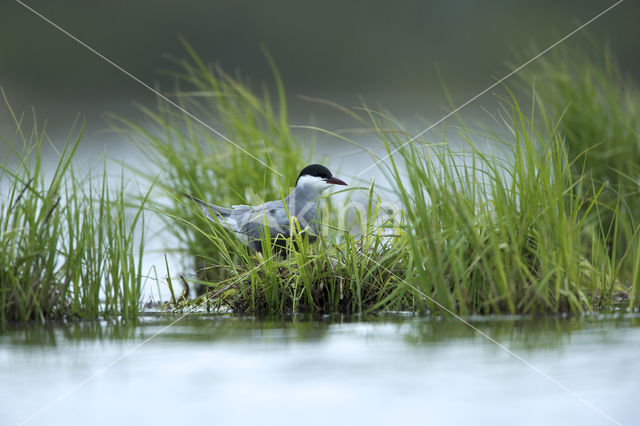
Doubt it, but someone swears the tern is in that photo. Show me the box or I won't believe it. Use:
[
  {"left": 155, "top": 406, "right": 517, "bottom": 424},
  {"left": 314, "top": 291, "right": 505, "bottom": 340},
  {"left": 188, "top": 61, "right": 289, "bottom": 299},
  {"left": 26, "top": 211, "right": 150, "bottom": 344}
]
[{"left": 184, "top": 164, "right": 347, "bottom": 253}]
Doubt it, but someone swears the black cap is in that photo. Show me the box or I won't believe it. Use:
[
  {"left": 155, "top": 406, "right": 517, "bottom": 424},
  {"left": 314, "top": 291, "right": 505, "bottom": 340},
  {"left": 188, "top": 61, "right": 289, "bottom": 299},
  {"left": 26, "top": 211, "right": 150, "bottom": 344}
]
[{"left": 295, "top": 164, "right": 332, "bottom": 185}]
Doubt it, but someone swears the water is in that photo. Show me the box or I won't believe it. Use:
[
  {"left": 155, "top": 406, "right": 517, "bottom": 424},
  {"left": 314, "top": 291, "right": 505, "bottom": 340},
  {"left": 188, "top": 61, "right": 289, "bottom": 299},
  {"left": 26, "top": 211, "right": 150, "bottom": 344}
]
[{"left": 2, "top": 315, "right": 638, "bottom": 426}]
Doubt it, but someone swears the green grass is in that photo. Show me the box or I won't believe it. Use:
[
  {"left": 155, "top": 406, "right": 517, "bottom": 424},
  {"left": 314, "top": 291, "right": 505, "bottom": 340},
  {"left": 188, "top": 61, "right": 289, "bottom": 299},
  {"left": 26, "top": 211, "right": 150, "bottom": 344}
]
[
  {"left": 113, "top": 41, "right": 307, "bottom": 286},
  {"left": 379, "top": 92, "right": 617, "bottom": 314},
  {"left": 517, "top": 42, "right": 640, "bottom": 309},
  {"left": 122, "top": 44, "right": 638, "bottom": 316},
  {"left": 517, "top": 46, "right": 639, "bottom": 242},
  {"left": 172, "top": 186, "right": 412, "bottom": 315},
  {"left": 0, "top": 91, "right": 150, "bottom": 327},
  {"left": 3, "top": 42, "right": 638, "bottom": 323}
]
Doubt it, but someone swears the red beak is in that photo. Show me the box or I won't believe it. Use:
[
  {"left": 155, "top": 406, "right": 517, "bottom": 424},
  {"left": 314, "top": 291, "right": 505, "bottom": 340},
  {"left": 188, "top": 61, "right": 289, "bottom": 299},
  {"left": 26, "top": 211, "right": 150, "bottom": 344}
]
[{"left": 326, "top": 177, "right": 347, "bottom": 186}]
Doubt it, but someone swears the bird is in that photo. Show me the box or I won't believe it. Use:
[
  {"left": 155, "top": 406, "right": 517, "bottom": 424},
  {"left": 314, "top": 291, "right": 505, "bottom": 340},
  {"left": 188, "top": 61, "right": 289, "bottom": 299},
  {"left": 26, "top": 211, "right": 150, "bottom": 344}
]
[{"left": 183, "top": 164, "right": 347, "bottom": 254}]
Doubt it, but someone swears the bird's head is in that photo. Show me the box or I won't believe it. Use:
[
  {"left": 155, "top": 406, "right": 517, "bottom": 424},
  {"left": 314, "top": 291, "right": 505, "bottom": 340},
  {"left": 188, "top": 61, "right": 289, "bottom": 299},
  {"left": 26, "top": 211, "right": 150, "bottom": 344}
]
[{"left": 295, "top": 164, "right": 347, "bottom": 193}]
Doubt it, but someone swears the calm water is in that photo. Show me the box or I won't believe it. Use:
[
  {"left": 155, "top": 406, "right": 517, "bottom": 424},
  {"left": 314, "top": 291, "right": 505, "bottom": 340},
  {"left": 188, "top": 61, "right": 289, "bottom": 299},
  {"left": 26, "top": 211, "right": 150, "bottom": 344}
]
[{"left": 1, "top": 315, "right": 638, "bottom": 426}]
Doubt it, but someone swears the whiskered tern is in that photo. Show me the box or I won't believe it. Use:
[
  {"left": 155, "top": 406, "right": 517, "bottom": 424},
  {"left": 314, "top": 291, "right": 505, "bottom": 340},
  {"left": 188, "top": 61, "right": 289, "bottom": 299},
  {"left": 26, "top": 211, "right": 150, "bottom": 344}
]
[{"left": 184, "top": 164, "right": 347, "bottom": 253}]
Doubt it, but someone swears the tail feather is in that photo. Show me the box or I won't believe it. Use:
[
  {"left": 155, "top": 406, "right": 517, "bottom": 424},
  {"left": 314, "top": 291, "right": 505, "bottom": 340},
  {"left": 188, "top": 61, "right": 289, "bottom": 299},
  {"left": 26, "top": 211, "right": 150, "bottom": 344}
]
[
  {"left": 182, "top": 192, "right": 247, "bottom": 243},
  {"left": 182, "top": 192, "right": 233, "bottom": 220}
]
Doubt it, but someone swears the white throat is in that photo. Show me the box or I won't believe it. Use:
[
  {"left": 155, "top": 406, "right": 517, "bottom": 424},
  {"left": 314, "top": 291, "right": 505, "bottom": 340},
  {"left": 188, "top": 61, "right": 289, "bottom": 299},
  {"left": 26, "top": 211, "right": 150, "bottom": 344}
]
[{"left": 296, "top": 175, "right": 329, "bottom": 194}]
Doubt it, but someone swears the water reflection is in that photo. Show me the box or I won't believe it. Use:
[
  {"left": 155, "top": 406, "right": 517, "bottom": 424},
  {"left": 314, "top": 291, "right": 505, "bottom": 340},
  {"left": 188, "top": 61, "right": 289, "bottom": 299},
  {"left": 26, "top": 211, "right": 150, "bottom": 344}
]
[
  {"left": 4, "top": 313, "right": 638, "bottom": 349},
  {"left": 2, "top": 315, "right": 639, "bottom": 426},
  {"left": 3, "top": 318, "right": 141, "bottom": 347},
  {"left": 404, "top": 315, "right": 640, "bottom": 350}
]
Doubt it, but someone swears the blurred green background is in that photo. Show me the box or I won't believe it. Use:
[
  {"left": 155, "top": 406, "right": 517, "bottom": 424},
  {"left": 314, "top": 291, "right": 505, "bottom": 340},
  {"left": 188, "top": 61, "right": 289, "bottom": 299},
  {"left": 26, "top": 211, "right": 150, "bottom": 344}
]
[{"left": 1, "top": 0, "right": 638, "bottom": 129}]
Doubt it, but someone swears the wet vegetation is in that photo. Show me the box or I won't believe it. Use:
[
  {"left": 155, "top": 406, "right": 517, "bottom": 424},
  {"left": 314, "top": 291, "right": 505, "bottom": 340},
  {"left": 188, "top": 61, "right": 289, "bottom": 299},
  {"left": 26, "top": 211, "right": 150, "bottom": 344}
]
[
  {"left": 122, "top": 43, "right": 640, "bottom": 316},
  {"left": 0, "top": 91, "right": 150, "bottom": 327},
  {"left": 518, "top": 45, "right": 640, "bottom": 309},
  {"left": 2, "top": 43, "right": 639, "bottom": 324}
]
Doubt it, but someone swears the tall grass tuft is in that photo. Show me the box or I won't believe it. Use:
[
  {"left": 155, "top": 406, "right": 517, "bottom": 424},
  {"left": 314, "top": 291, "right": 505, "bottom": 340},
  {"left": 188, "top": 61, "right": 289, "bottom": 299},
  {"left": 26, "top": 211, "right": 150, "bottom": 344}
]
[
  {"left": 0, "top": 93, "right": 149, "bottom": 326},
  {"left": 374, "top": 90, "right": 616, "bottom": 315},
  {"left": 121, "top": 43, "right": 638, "bottom": 315},
  {"left": 517, "top": 44, "right": 640, "bottom": 310},
  {"left": 174, "top": 185, "right": 411, "bottom": 315},
  {"left": 114, "top": 41, "right": 307, "bottom": 285},
  {"left": 114, "top": 43, "right": 416, "bottom": 314}
]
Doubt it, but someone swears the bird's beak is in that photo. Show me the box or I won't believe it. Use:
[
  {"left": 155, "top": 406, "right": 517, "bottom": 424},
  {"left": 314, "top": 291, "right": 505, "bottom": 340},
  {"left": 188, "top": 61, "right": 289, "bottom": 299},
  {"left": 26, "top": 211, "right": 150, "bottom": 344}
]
[{"left": 326, "top": 177, "right": 347, "bottom": 186}]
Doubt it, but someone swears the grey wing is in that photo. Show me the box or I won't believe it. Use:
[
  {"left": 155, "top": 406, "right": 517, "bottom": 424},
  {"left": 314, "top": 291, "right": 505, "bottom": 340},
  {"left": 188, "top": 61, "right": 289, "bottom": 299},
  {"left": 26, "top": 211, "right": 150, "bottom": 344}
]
[
  {"left": 252, "top": 198, "right": 321, "bottom": 236},
  {"left": 224, "top": 204, "right": 256, "bottom": 243},
  {"left": 241, "top": 199, "right": 291, "bottom": 241},
  {"left": 184, "top": 193, "right": 249, "bottom": 243},
  {"left": 262, "top": 199, "right": 292, "bottom": 229},
  {"left": 182, "top": 193, "right": 231, "bottom": 215}
]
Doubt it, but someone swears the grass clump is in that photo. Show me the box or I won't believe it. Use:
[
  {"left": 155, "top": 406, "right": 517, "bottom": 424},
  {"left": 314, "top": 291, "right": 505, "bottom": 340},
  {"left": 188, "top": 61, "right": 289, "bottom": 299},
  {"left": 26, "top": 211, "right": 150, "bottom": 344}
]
[
  {"left": 177, "top": 187, "right": 412, "bottom": 315},
  {"left": 128, "top": 44, "right": 639, "bottom": 316},
  {"left": 117, "top": 44, "right": 416, "bottom": 314},
  {"left": 0, "top": 93, "right": 149, "bottom": 326},
  {"left": 115, "top": 41, "right": 306, "bottom": 285},
  {"left": 519, "top": 45, "right": 639, "bottom": 210},
  {"left": 517, "top": 44, "right": 640, "bottom": 309},
  {"left": 375, "top": 91, "right": 617, "bottom": 315}
]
